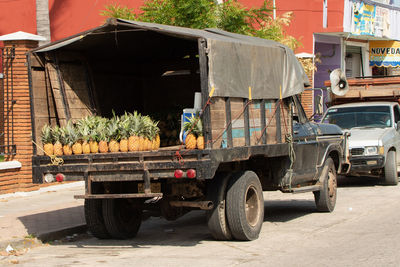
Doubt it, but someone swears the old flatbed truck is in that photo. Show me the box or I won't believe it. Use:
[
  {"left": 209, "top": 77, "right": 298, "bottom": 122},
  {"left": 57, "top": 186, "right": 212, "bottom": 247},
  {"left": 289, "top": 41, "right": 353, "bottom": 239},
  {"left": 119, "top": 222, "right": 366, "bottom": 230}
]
[{"left": 28, "top": 19, "right": 348, "bottom": 241}]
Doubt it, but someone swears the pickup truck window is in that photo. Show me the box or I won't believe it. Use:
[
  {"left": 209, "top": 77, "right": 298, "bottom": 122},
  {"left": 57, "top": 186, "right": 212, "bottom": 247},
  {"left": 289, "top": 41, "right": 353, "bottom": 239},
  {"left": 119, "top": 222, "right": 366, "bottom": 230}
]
[{"left": 322, "top": 106, "right": 391, "bottom": 129}]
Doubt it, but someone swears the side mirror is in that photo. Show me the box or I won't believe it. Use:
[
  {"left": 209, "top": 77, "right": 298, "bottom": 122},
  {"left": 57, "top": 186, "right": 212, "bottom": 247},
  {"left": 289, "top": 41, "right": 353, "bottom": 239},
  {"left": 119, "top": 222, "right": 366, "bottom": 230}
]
[{"left": 314, "top": 94, "right": 324, "bottom": 115}]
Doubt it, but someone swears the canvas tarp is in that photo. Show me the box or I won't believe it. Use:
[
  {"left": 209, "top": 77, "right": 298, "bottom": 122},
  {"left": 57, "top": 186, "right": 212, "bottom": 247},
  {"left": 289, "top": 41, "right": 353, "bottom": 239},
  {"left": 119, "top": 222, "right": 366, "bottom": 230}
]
[{"left": 33, "top": 19, "right": 309, "bottom": 100}]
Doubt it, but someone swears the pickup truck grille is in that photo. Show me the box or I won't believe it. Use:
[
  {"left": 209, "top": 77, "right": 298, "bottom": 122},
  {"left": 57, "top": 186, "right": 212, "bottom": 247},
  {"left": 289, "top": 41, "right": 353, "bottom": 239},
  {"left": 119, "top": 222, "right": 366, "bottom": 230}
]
[{"left": 351, "top": 148, "right": 364, "bottom": 156}]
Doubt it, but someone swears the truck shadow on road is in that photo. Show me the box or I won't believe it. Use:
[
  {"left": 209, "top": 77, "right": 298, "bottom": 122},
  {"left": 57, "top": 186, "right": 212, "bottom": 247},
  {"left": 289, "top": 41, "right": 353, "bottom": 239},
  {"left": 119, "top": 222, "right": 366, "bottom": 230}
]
[
  {"left": 44, "top": 199, "right": 318, "bottom": 247},
  {"left": 337, "top": 175, "right": 387, "bottom": 187}
]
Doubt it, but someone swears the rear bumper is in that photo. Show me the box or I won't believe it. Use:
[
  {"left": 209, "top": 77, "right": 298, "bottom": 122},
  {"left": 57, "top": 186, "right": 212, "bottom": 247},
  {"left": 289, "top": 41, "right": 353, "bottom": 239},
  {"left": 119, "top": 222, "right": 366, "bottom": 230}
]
[{"left": 349, "top": 155, "right": 385, "bottom": 172}]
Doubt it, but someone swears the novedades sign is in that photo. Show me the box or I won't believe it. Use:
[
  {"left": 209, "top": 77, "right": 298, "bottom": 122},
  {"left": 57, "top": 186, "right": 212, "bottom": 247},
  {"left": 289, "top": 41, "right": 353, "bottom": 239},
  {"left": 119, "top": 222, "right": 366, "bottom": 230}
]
[{"left": 370, "top": 40, "right": 400, "bottom": 67}]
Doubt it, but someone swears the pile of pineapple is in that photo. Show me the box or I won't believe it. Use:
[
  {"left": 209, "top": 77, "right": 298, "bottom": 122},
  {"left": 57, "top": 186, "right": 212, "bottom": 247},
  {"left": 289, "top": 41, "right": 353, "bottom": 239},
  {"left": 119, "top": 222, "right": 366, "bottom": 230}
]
[
  {"left": 40, "top": 112, "right": 160, "bottom": 156},
  {"left": 184, "top": 115, "right": 204, "bottom": 150}
]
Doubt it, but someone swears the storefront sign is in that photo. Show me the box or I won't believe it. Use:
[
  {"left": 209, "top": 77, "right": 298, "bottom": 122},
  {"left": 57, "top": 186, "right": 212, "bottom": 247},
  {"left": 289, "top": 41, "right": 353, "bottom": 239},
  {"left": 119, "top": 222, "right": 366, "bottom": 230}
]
[
  {"left": 375, "top": 6, "right": 390, "bottom": 37},
  {"left": 352, "top": 2, "right": 376, "bottom": 36},
  {"left": 370, "top": 41, "right": 400, "bottom": 67}
]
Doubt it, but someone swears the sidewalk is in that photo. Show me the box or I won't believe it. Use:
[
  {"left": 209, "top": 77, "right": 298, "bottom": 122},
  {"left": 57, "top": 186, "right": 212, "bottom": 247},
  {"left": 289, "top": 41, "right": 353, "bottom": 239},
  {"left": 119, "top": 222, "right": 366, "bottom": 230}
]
[{"left": 0, "top": 181, "right": 86, "bottom": 251}]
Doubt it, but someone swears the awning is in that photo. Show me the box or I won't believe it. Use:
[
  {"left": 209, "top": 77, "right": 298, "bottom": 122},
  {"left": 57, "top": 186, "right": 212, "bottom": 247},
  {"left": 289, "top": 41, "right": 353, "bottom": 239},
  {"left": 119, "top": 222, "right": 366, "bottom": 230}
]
[{"left": 370, "top": 40, "right": 400, "bottom": 67}]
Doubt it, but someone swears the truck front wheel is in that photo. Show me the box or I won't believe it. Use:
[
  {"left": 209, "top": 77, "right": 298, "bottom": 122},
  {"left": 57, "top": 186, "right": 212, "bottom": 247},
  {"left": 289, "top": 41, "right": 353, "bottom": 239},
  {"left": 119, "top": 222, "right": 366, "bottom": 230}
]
[
  {"left": 226, "top": 171, "right": 264, "bottom": 241},
  {"left": 84, "top": 199, "right": 110, "bottom": 239},
  {"left": 314, "top": 157, "right": 337, "bottom": 212},
  {"left": 384, "top": 150, "right": 398, "bottom": 185},
  {"left": 102, "top": 199, "right": 143, "bottom": 239}
]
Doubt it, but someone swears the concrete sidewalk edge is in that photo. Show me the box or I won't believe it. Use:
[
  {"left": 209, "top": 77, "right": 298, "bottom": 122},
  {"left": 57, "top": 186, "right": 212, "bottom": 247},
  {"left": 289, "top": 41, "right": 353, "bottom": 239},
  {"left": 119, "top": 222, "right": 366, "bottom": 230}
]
[{"left": 0, "top": 181, "right": 85, "bottom": 200}]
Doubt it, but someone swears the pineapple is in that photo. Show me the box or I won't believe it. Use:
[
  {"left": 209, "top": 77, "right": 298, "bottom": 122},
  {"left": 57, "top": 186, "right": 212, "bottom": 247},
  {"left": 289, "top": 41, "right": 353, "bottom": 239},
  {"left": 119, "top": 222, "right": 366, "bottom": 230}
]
[
  {"left": 69, "top": 122, "right": 83, "bottom": 155},
  {"left": 119, "top": 113, "right": 130, "bottom": 152},
  {"left": 77, "top": 117, "right": 91, "bottom": 154},
  {"left": 128, "top": 112, "right": 141, "bottom": 152},
  {"left": 138, "top": 136, "right": 145, "bottom": 151},
  {"left": 60, "top": 123, "right": 73, "bottom": 156},
  {"left": 142, "top": 115, "right": 153, "bottom": 151},
  {"left": 107, "top": 116, "right": 120, "bottom": 153},
  {"left": 150, "top": 120, "right": 161, "bottom": 150},
  {"left": 195, "top": 118, "right": 204, "bottom": 150},
  {"left": 98, "top": 119, "right": 109, "bottom": 153},
  {"left": 183, "top": 115, "right": 199, "bottom": 150},
  {"left": 52, "top": 126, "right": 63, "bottom": 156},
  {"left": 89, "top": 117, "right": 103, "bottom": 153},
  {"left": 41, "top": 124, "right": 54, "bottom": 156}
]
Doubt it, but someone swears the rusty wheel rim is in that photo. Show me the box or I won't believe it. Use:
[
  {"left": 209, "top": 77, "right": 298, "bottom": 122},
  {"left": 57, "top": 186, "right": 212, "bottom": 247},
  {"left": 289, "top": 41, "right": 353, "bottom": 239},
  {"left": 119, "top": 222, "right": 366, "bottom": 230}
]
[
  {"left": 245, "top": 185, "right": 261, "bottom": 227},
  {"left": 328, "top": 168, "right": 337, "bottom": 201}
]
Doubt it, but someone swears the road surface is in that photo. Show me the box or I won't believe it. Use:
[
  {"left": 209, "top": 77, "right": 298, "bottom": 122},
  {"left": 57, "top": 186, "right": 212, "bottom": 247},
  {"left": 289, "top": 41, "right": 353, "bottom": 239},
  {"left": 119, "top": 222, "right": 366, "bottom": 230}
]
[{"left": 2, "top": 176, "right": 400, "bottom": 266}]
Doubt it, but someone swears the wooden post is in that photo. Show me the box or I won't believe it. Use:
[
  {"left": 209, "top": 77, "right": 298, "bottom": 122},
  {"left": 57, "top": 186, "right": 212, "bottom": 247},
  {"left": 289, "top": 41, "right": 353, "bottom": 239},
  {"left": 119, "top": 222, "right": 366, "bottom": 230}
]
[{"left": 198, "top": 38, "right": 212, "bottom": 149}]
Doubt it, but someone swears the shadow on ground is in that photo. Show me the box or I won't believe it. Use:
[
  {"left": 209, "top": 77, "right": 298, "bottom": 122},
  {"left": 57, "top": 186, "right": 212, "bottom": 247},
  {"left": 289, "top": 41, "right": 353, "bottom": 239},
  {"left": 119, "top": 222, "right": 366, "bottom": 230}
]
[
  {"left": 46, "top": 197, "right": 318, "bottom": 248},
  {"left": 337, "top": 175, "right": 385, "bottom": 188},
  {"left": 18, "top": 206, "right": 85, "bottom": 242}
]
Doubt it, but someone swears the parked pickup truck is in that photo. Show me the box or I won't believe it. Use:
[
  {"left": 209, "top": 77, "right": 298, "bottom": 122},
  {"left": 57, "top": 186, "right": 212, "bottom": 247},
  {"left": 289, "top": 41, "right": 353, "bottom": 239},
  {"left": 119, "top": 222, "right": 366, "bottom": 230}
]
[
  {"left": 28, "top": 19, "right": 348, "bottom": 241},
  {"left": 323, "top": 76, "right": 400, "bottom": 185}
]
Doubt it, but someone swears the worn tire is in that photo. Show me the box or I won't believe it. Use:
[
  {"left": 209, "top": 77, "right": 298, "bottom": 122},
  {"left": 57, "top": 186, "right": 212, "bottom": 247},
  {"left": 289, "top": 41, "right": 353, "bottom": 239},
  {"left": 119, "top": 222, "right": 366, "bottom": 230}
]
[
  {"left": 84, "top": 199, "right": 110, "bottom": 239},
  {"left": 206, "top": 173, "right": 233, "bottom": 241},
  {"left": 102, "top": 199, "right": 143, "bottom": 239},
  {"left": 314, "top": 157, "right": 337, "bottom": 212},
  {"left": 226, "top": 171, "right": 264, "bottom": 241},
  {"left": 384, "top": 150, "right": 398, "bottom": 185}
]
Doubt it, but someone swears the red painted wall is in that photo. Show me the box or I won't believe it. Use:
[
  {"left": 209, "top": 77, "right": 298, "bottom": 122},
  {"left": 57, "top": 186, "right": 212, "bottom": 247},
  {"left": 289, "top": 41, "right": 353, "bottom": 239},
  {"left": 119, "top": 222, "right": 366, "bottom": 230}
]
[
  {"left": 0, "top": 0, "right": 36, "bottom": 36},
  {"left": 0, "top": 0, "right": 144, "bottom": 41},
  {"left": 275, "top": 0, "right": 345, "bottom": 53},
  {"left": 0, "top": 0, "right": 344, "bottom": 53},
  {"left": 48, "top": 0, "right": 145, "bottom": 42}
]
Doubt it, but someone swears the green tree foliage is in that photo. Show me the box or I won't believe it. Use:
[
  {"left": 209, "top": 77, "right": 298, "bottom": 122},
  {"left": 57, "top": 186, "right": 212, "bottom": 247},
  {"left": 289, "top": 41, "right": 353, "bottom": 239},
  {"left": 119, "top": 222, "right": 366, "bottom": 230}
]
[{"left": 101, "top": 0, "right": 302, "bottom": 51}]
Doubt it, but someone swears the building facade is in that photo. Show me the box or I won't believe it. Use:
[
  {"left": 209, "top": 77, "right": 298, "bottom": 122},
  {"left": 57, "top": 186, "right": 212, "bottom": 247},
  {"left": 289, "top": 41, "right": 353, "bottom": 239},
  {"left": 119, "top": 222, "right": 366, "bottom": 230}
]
[{"left": 276, "top": 0, "right": 400, "bottom": 115}]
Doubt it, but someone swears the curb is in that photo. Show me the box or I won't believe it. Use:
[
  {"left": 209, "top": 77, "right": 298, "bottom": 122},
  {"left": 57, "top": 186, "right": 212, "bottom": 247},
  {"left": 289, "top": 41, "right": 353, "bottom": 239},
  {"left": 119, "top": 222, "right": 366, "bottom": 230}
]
[
  {"left": 0, "top": 181, "right": 84, "bottom": 200},
  {"left": 0, "top": 224, "right": 87, "bottom": 251}
]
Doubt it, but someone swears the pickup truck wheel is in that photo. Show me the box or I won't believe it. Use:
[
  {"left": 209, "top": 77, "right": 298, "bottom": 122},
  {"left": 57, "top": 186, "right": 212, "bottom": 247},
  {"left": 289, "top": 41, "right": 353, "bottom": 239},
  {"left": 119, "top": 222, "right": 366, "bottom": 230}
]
[
  {"left": 102, "top": 199, "right": 143, "bottom": 239},
  {"left": 226, "top": 171, "right": 264, "bottom": 241},
  {"left": 384, "top": 150, "right": 398, "bottom": 185},
  {"left": 84, "top": 199, "right": 110, "bottom": 239},
  {"left": 313, "top": 157, "right": 337, "bottom": 212},
  {"left": 206, "top": 173, "right": 232, "bottom": 241}
]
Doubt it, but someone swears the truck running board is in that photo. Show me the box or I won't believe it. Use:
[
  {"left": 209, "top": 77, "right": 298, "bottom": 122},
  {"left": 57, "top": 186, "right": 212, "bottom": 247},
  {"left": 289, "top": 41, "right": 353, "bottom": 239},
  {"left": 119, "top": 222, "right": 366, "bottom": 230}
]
[
  {"left": 74, "top": 193, "right": 163, "bottom": 199},
  {"left": 291, "top": 185, "right": 321, "bottom": 194}
]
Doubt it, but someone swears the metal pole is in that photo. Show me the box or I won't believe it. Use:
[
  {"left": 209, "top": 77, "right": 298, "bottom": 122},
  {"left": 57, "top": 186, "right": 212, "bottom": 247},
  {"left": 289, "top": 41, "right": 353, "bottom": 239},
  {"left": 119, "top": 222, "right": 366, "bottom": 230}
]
[{"left": 273, "top": 0, "right": 276, "bottom": 19}]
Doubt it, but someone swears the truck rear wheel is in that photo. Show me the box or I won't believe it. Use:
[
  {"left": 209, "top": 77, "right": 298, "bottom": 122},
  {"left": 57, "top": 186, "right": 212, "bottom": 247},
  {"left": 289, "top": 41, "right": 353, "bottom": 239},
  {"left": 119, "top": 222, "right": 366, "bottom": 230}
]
[
  {"left": 384, "top": 150, "right": 398, "bottom": 185},
  {"left": 226, "top": 171, "right": 264, "bottom": 241},
  {"left": 102, "top": 199, "right": 143, "bottom": 239},
  {"left": 206, "top": 173, "right": 233, "bottom": 241},
  {"left": 314, "top": 157, "right": 337, "bottom": 212},
  {"left": 84, "top": 199, "right": 110, "bottom": 239}
]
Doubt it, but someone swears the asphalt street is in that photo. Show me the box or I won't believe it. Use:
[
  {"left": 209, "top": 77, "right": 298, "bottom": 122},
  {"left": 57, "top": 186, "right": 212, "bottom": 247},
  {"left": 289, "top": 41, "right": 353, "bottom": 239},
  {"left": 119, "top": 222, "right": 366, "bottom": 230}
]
[{"left": 1, "top": 176, "right": 400, "bottom": 267}]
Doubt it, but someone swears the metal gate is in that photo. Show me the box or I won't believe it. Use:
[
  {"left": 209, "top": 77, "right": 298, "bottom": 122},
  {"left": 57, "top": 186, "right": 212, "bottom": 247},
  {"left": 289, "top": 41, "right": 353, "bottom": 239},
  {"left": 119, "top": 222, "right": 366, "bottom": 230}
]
[{"left": 0, "top": 46, "right": 16, "bottom": 156}]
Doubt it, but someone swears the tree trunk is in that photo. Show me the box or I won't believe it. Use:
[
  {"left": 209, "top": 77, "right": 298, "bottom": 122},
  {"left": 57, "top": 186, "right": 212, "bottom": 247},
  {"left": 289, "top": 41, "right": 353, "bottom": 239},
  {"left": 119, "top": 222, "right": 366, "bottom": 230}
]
[{"left": 36, "top": 0, "right": 51, "bottom": 45}]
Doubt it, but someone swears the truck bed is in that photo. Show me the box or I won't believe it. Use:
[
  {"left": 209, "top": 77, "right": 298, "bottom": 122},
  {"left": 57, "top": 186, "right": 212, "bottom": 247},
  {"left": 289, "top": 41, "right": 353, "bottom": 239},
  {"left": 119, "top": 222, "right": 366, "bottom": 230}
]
[{"left": 32, "top": 143, "right": 290, "bottom": 185}]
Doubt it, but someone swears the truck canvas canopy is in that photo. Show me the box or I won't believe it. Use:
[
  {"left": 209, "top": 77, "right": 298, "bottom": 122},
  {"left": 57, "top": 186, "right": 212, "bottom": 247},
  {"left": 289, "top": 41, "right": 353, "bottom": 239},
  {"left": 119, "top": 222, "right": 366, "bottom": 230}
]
[{"left": 32, "top": 18, "right": 309, "bottom": 100}]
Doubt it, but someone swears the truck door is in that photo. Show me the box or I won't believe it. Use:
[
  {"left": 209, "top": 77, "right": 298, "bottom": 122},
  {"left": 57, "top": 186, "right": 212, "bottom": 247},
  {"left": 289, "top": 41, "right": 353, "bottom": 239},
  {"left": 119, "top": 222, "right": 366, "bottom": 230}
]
[{"left": 291, "top": 96, "right": 319, "bottom": 184}]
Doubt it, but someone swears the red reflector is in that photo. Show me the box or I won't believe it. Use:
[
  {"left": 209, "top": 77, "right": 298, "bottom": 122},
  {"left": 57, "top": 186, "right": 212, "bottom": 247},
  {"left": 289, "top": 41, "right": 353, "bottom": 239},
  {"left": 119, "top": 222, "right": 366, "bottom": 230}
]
[
  {"left": 174, "top": 169, "right": 183, "bottom": 178},
  {"left": 187, "top": 169, "right": 196, "bottom": 178},
  {"left": 56, "top": 173, "right": 64, "bottom": 182}
]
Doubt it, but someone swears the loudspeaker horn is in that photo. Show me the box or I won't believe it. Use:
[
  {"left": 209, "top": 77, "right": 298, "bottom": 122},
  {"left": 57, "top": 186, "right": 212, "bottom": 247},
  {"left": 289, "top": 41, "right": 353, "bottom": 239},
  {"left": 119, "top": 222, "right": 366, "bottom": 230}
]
[{"left": 329, "top": 68, "right": 349, "bottom": 96}]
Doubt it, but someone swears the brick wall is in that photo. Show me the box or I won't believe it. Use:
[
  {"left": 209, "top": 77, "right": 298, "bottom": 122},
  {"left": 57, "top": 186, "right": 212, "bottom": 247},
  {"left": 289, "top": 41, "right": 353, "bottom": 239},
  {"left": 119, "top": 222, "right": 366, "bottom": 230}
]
[
  {"left": 0, "top": 40, "right": 38, "bottom": 194},
  {"left": 299, "top": 58, "right": 314, "bottom": 118}
]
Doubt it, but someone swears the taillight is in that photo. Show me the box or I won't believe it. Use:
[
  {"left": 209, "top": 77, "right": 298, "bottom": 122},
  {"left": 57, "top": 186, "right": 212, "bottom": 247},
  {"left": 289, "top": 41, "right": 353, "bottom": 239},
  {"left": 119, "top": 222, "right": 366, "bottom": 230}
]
[
  {"left": 187, "top": 169, "right": 196, "bottom": 178},
  {"left": 56, "top": 173, "right": 64, "bottom": 182},
  {"left": 174, "top": 169, "right": 183, "bottom": 178}
]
